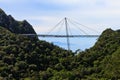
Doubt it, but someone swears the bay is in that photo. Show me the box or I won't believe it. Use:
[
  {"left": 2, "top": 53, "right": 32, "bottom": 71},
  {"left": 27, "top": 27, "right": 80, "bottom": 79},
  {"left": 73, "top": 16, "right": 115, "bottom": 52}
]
[{"left": 39, "top": 37, "right": 98, "bottom": 52}]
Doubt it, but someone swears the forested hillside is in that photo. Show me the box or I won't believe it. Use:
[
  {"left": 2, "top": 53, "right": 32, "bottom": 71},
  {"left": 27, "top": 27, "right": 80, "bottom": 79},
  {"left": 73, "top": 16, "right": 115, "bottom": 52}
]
[
  {"left": 0, "top": 8, "right": 120, "bottom": 80},
  {"left": 72, "top": 28, "right": 120, "bottom": 79},
  {"left": 0, "top": 26, "right": 74, "bottom": 80}
]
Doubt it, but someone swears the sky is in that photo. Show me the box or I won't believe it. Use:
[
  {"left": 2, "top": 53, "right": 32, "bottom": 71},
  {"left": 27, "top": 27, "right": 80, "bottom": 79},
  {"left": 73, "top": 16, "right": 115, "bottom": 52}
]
[{"left": 0, "top": 0, "right": 120, "bottom": 51}]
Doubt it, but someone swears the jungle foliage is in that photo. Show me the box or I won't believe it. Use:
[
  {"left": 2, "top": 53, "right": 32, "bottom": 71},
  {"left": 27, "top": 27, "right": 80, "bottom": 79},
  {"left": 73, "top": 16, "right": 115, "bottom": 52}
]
[{"left": 0, "top": 8, "right": 120, "bottom": 80}]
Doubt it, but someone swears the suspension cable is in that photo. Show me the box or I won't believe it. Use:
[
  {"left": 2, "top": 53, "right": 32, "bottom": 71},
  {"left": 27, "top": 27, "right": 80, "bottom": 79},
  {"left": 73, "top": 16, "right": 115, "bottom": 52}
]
[
  {"left": 47, "top": 18, "right": 64, "bottom": 34},
  {"left": 67, "top": 21, "right": 72, "bottom": 35},
  {"left": 67, "top": 18, "right": 88, "bottom": 35},
  {"left": 68, "top": 18, "right": 99, "bottom": 34},
  {"left": 57, "top": 19, "right": 64, "bottom": 35}
]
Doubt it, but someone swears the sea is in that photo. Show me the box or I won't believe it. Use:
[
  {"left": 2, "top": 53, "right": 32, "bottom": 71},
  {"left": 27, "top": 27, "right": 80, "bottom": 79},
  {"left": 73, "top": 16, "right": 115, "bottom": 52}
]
[{"left": 39, "top": 37, "right": 98, "bottom": 52}]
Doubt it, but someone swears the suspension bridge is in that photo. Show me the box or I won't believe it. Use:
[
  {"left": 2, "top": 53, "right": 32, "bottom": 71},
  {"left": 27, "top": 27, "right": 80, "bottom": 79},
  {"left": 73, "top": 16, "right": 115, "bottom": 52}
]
[{"left": 21, "top": 17, "right": 100, "bottom": 51}]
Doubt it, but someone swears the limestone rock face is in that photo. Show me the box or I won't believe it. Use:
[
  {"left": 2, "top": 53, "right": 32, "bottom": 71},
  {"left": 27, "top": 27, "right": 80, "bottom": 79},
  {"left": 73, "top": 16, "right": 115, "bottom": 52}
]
[{"left": 0, "top": 8, "right": 36, "bottom": 34}]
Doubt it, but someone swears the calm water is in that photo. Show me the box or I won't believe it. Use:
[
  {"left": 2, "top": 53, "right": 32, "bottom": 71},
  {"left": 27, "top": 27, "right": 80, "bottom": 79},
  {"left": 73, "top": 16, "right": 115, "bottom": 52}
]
[{"left": 39, "top": 37, "right": 98, "bottom": 52}]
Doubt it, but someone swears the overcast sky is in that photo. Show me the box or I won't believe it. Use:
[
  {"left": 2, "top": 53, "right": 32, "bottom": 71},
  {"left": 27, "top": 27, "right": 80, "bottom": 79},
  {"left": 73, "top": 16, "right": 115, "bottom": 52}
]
[{"left": 0, "top": 0, "right": 120, "bottom": 34}]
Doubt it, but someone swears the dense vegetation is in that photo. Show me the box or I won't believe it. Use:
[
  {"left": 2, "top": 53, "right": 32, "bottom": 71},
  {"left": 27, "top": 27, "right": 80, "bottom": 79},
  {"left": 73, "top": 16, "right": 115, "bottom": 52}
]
[
  {"left": 0, "top": 26, "right": 73, "bottom": 80},
  {"left": 72, "top": 29, "right": 120, "bottom": 79},
  {"left": 0, "top": 8, "right": 120, "bottom": 80}
]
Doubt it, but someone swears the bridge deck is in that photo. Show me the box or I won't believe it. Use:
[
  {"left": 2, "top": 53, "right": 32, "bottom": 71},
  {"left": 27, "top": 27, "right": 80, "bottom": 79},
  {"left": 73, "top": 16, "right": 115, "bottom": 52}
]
[{"left": 20, "top": 34, "right": 100, "bottom": 38}]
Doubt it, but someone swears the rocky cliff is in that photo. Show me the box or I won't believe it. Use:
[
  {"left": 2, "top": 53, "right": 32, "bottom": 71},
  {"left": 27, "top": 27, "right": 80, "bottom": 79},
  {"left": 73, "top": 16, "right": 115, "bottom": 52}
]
[{"left": 0, "top": 8, "right": 36, "bottom": 34}]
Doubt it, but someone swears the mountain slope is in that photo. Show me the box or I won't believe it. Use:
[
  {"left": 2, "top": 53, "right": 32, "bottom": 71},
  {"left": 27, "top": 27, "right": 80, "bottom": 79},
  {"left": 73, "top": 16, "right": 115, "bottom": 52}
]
[
  {"left": 0, "top": 8, "right": 36, "bottom": 34},
  {"left": 72, "top": 28, "right": 120, "bottom": 79},
  {"left": 0, "top": 26, "right": 73, "bottom": 79}
]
